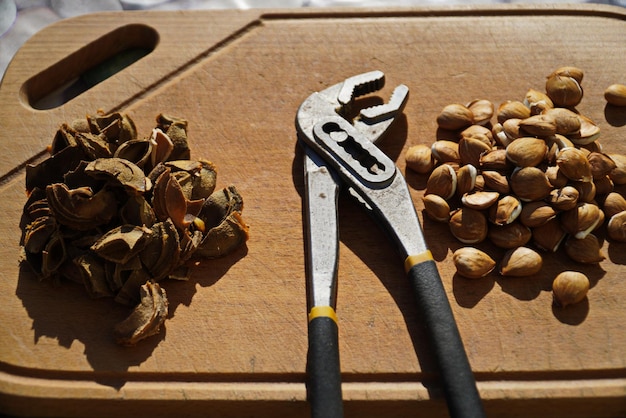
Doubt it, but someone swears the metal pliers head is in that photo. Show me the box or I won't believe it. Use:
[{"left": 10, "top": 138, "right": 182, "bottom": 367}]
[{"left": 296, "top": 70, "right": 409, "bottom": 147}]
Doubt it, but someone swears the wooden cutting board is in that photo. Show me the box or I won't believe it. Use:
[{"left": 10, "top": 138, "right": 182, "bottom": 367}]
[{"left": 1, "top": 5, "right": 625, "bottom": 417}]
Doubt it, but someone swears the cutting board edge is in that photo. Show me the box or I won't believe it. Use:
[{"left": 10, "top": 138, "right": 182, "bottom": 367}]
[{"left": 2, "top": 369, "right": 626, "bottom": 417}]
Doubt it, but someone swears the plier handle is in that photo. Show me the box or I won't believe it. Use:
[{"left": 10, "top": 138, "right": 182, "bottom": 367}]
[{"left": 296, "top": 71, "right": 485, "bottom": 418}]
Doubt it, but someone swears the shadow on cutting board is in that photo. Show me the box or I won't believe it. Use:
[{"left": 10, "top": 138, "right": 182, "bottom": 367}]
[{"left": 15, "top": 244, "right": 246, "bottom": 389}]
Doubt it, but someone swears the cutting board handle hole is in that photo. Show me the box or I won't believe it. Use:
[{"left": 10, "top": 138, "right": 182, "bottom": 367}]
[{"left": 20, "top": 24, "right": 159, "bottom": 110}]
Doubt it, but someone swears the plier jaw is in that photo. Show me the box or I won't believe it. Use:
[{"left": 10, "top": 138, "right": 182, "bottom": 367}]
[{"left": 296, "top": 70, "right": 409, "bottom": 152}]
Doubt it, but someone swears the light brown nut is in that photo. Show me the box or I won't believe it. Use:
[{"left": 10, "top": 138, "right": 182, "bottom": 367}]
[
  {"left": 488, "top": 195, "right": 522, "bottom": 225},
  {"left": 524, "top": 88, "right": 554, "bottom": 114},
  {"left": 545, "top": 74, "right": 583, "bottom": 107},
  {"left": 422, "top": 194, "right": 451, "bottom": 223},
  {"left": 556, "top": 147, "right": 593, "bottom": 182},
  {"left": 579, "top": 140, "right": 603, "bottom": 154},
  {"left": 587, "top": 152, "right": 617, "bottom": 180},
  {"left": 552, "top": 271, "right": 590, "bottom": 308},
  {"left": 492, "top": 123, "right": 509, "bottom": 148},
  {"left": 488, "top": 222, "right": 532, "bottom": 249},
  {"left": 544, "top": 140, "right": 559, "bottom": 165},
  {"left": 542, "top": 107, "right": 581, "bottom": 135},
  {"left": 461, "top": 190, "right": 499, "bottom": 210},
  {"left": 546, "top": 186, "right": 579, "bottom": 211},
  {"left": 594, "top": 175, "right": 614, "bottom": 195},
  {"left": 545, "top": 166, "right": 568, "bottom": 188},
  {"left": 502, "top": 118, "right": 523, "bottom": 141},
  {"left": 604, "top": 83, "right": 626, "bottom": 107},
  {"left": 608, "top": 153, "right": 626, "bottom": 185},
  {"left": 564, "top": 234, "right": 606, "bottom": 264},
  {"left": 569, "top": 114, "right": 600, "bottom": 145},
  {"left": 571, "top": 180, "right": 596, "bottom": 203},
  {"left": 436, "top": 104, "right": 474, "bottom": 130},
  {"left": 461, "top": 124, "right": 494, "bottom": 142},
  {"left": 505, "top": 137, "right": 548, "bottom": 167},
  {"left": 519, "top": 201, "right": 558, "bottom": 227},
  {"left": 431, "top": 140, "right": 460, "bottom": 164},
  {"left": 551, "top": 133, "right": 575, "bottom": 152},
  {"left": 452, "top": 247, "right": 496, "bottom": 279},
  {"left": 560, "top": 202, "right": 603, "bottom": 239},
  {"left": 458, "top": 136, "right": 492, "bottom": 167},
  {"left": 405, "top": 144, "right": 435, "bottom": 174},
  {"left": 497, "top": 101, "right": 531, "bottom": 124},
  {"left": 466, "top": 99, "right": 495, "bottom": 126},
  {"left": 482, "top": 170, "right": 510, "bottom": 194},
  {"left": 426, "top": 163, "right": 457, "bottom": 200},
  {"left": 607, "top": 210, "right": 626, "bottom": 242},
  {"left": 480, "top": 149, "right": 513, "bottom": 172},
  {"left": 510, "top": 167, "right": 553, "bottom": 202},
  {"left": 449, "top": 208, "right": 488, "bottom": 244},
  {"left": 474, "top": 174, "right": 485, "bottom": 191},
  {"left": 519, "top": 114, "right": 557, "bottom": 137},
  {"left": 602, "top": 192, "right": 626, "bottom": 219},
  {"left": 499, "top": 246, "right": 543, "bottom": 277},
  {"left": 532, "top": 218, "right": 567, "bottom": 252},
  {"left": 550, "top": 66, "right": 584, "bottom": 84},
  {"left": 456, "top": 164, "right": 478, "bottom": 197},
  {"left": 492, "top": 121, "right": 520, "bottom": 148}
]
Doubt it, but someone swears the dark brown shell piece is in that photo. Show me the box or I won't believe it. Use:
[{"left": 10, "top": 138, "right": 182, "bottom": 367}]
[
  {"left": 21, "top": 188, "right": 48, "bottom": 222},
  {"left": 120, "top": 194, "right": 156, "bottom": 227},
  {"left": 179, "top": 229, "right": 203, "bottom": 264},
  {"left": 198, "top": 185, "right": 244, "bottom": 229},
  {"left": 151, "top": 168, "right": 172, "bottom": 221},
  {"left": 84, "top": 157, "right": 149, "bottom": 193},
  {"left": 46, "top": 184, "right": 117, "bottom": 230},
  {"left": 75, "top": 132, "right": 112, "bottom": 159},
  {"left": 90, "top": 224, "right": 152, "bottom": 265},
  {"left": 196, "top": 186, "right": 249, "bottom": 258},
  {"left": 196, "top": 212, "right": 249, "bottom": 259},
  {"left": 41, "top": 232, "right": 66, "bottom": 278},
  {"left": 152, "top": 167, "right": 203, "bottom": 230},
  {"left": 87, "top": 111, "right": 137, "bottom": 146},
  {"left": 63, "top": 161, "right": 102, "bottom": 191},
  {"left": 140, "top": 220, "right": 181, "bottom": 281},
  {"left": 113, "top": 281, "right": 168, "bottom": 346},
  {"left": 149, "top": 128, "right": 173, "bottom": 168},
  {"left": 22, "top": 216, "right": 56, "bottom": 254},
  {"left": 114, "top": 139, "right": 153, "bottom": 169},
  {"left": 164, "top": 173, "right": 194, "bottom": 229},
  {"left": 166, "top": 159, "right": 217, "bottom": 200},
  {"left": 50, "top": 123, "right": 79, "bottom": 155},
  {"left": 26, "top": 146, "right": 88, "bottom": 192},
  {"left": 114, "top": 267, "right": 152, "bottom": 306},
  {"left": 156, "top": 113, "right": 190, "bottom": 160},
  {"left": 73, "top": 253, "right": 114, "bottom": 298}
]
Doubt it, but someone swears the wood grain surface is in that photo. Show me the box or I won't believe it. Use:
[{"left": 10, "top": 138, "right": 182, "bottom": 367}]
[{"left": 1, "top": 5, "right": 625, "bottom": 417}]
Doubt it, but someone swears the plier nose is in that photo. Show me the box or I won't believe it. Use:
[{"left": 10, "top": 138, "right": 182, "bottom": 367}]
[
  {"left": 296, "top": 71, "right": 485, "bottom": 418},
  {"left": 296, "top": 70, "right": 408, "bottom": 149}
]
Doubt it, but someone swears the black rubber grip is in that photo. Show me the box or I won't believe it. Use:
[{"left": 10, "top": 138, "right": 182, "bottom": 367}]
[
  {"left": 407, "top": 258, "right": 486, "bottom": 418},
  {"left": 307, "top": 315, "right": 344, "bottom": 418}
]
